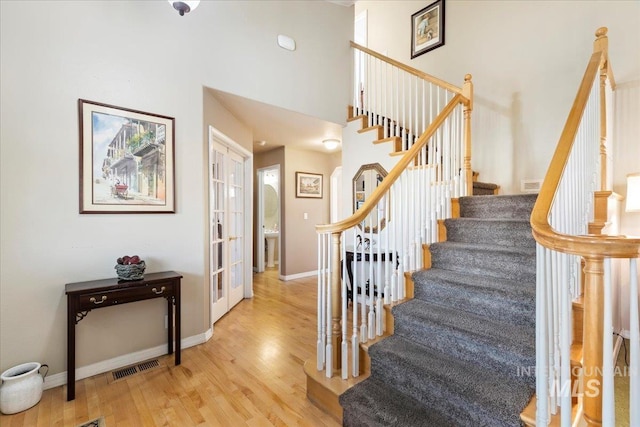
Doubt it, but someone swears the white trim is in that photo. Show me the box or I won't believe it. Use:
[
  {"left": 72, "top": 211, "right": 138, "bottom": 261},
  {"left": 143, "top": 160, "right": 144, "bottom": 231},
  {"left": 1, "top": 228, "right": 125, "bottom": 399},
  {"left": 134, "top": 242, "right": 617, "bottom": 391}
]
[
  {"left": 613, "top": 333, "right": 623, "bottom": 360},
  {"left": 279, "top": 270, "right": 318, "bottom": 281},
  {"left": 620, "top": 329, "right": 631, "bottom": 339},
  {"left": 43, "top": 328, "right": 212, "bottom": 390},
  {"left": 256, "top": 168, "right": 266, "bottom": 273},
  {"left": 208, "top": 125, "right": 254, "bottom": 308}
]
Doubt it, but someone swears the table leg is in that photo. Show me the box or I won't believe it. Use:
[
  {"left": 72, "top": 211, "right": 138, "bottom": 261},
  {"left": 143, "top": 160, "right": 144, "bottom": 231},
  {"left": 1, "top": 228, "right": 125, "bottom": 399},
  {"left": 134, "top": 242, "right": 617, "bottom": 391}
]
[
  {"left": 66, "top": 296, "right": 76, "bottom": 401},
  {"left": 167, "top": 296, "right": 174, "bottom": 355},
  {"left": 175, "top": 281, "right": 181, "bottom": 365}
]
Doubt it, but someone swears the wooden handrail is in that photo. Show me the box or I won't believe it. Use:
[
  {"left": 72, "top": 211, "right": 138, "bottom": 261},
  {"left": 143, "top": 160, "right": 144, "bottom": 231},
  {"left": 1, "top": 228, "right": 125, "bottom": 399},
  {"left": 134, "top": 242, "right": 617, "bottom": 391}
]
[
  {"left": 530, "top": 47, "right": 640, "bottom": 258},
  {"left": 316, "top": 94, "right": 463, "bottom": 234},
  {"left": 350, "top": 41, "right": 466, "bottom": 99}
]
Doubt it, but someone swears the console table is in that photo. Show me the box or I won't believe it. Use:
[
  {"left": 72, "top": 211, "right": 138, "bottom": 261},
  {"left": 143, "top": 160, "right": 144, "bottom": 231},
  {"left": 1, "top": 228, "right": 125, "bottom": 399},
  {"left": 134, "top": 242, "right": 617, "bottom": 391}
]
[
  {"left": 344, "top": 249, "right": 398, "bottom": 301},
  {"left": 65, "top": 271, "right": 182, "bottom": 401}
]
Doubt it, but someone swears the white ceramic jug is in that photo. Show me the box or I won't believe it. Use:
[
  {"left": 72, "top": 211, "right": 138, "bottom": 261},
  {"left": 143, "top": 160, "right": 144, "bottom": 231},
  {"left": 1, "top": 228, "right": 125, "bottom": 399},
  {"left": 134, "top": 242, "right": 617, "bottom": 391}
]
[{"left": 0, "top": 362, "right": 48, "bottom": 414}]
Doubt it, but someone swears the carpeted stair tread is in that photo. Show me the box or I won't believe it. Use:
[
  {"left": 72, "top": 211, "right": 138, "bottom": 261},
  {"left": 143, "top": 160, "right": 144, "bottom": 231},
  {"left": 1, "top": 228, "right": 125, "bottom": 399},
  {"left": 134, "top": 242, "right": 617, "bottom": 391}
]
[
  {"left": 340, "top": 193, "right": 537, "bottom": 426},
  {"left": 444, "top": 217, "right": 534, "bottom": 248},
  {"left": 391, "top": 299, "right": 535, "bottom": 381},
  {"left": 412, "top": 268, "right": 535, "bottom": 326},
  {"left": 459, "top": 194, "right": 537, "bottom": 219},
  {"left": 340, "top": 377, "right": 456, "bottom": 427},
  {"left": 429, "top": 241, "right": 536, "bottom": 282},
  {"left": 368, "top": 335, "right": 535, "bottom": 427}
]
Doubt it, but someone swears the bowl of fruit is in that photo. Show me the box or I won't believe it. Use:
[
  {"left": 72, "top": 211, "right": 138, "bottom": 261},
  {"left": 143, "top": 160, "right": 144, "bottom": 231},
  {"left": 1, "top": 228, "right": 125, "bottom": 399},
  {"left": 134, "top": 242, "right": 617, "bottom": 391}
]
[{"left": 115, "top": 255, "right": 145, "bottom": 281}]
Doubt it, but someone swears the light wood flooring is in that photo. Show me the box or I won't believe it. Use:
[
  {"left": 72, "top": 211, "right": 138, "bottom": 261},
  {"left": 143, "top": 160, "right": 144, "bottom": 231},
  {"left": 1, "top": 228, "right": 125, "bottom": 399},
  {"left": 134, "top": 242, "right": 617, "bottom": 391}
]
[{"left": 0, "top": 269, "right": 340, "bottom": 427}]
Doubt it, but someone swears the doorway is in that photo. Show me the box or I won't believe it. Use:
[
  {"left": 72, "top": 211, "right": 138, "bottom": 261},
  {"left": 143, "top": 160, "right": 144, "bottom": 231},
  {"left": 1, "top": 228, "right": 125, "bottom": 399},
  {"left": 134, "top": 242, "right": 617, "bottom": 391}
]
[
  {"left": 256, "top": 166, "right": 280, "bottom": 274},
  {"left": 208, "top": 126, "right": 253, "bottom": 325}
]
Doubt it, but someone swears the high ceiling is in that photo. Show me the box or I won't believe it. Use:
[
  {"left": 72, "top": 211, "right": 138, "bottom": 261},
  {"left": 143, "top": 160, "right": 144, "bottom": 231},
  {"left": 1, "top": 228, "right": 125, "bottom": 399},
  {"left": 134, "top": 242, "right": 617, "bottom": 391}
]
[{"left": 208, "top": 88, "right": 344, "bottom": 154}]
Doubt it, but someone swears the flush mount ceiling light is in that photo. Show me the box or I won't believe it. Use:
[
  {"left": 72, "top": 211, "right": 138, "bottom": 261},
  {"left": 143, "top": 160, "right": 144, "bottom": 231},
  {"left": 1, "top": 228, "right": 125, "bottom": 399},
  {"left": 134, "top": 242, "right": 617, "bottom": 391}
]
[
  {"left": 168, "top": 0, "right": 200, "bottom": 16},
  {"left": 323, "top": 139, "right": 341, "bottom": 150}
]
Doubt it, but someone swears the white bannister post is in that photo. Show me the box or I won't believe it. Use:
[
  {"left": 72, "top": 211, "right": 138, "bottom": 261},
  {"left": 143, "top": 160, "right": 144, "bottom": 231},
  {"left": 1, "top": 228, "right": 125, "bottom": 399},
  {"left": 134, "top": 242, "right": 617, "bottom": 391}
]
[
  {"left": 629, "top": 258, "right": 639, "bottom": 426},
  {"left": 462, "top": 74, "right": 473, "bottom": 196}
]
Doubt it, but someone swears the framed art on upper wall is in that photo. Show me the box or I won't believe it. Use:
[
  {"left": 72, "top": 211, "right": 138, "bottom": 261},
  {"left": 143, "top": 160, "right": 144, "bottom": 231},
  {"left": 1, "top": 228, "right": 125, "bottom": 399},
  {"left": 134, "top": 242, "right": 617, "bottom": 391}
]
[
  {"left": 295, "top": 172, "right": 323, "bottom": 198},
  {"left": 411, "top": 0, "right": 445, "bottom": 59},
  {"left": 78, "top": 99, "right": 176, "bottom": 213}
]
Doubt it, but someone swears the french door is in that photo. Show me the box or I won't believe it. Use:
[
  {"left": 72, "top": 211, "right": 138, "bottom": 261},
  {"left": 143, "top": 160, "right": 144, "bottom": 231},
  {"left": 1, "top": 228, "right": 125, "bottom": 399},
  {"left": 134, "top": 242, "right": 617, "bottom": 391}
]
[{"left": 209, "top": 132, "right": 249, "bottom": 324}]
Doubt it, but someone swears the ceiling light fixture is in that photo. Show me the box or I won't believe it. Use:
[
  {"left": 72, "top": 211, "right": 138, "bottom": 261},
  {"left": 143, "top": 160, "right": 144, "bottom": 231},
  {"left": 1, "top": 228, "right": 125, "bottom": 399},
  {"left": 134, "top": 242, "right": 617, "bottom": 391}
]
[
  {"left": 323, "top": 139, "right": 341, "bottom": 150},
  {"left": 168, "top": 0, "right": 200, "bottom": 16}
]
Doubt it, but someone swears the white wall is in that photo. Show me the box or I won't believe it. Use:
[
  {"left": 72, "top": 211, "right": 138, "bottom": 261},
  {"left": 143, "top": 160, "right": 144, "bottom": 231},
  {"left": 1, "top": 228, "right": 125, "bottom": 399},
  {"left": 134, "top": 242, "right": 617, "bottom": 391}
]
[
  {"left": 0, "top": 0, "right": 352, "bottom": 376},
  {"left": 355, "top": 0, "right": 640, "bottom": 194}
]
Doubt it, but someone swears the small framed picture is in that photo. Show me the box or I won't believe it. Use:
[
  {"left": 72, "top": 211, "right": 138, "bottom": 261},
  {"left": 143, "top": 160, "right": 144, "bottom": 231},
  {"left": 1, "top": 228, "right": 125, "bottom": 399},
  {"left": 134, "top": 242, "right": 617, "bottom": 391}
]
[
  {"left": 411, "top": 0, "right": 445, "bottom": 59},
  {"left": 78, "top": 99, "right": 175, "bottom": 213},
  {"left": 295, "top": 172, "right": 323, "bottom": 198}
]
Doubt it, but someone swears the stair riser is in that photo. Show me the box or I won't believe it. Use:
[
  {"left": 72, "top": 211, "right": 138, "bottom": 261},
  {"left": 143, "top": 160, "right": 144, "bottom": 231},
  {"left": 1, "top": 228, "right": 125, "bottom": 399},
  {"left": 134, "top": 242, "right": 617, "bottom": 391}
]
[
  {"left": 413, "top": 282, "right": 535, "bottom": 327},
  {"left": 444, "top": 219, "right": 535, "bottom": 248},
  {"left": 430, "top": 245, "right": 536, "bottom": 283},
  {"left": 392, "top": 315, "right": 535, "bottom": 386},
  {"left": 368, "top": 346, "right": 531, "bottom": 427},
  {"left": 459, "top": 194, "right": 537, "bottom": 219}
]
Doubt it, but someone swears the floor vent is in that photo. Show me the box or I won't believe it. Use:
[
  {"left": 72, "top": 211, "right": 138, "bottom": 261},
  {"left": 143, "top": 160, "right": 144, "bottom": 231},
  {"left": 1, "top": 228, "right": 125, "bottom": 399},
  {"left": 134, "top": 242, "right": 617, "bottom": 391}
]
[
  {"left": 109, "top": 358, "right": 162, "bottom": 382},
  {"left": 137, "top": 359, "right": 159, "bottom": 371},
  {"left": 112, "top": 366, "right": 138, "bottom": 380}
]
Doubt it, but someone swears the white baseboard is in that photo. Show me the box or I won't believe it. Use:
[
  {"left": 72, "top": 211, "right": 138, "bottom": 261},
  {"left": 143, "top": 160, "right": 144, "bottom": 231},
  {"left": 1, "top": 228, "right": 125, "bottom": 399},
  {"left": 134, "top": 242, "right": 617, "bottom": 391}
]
[
  {"left": 613, "top": 333, "right": 623, "bottom": 360},
  {"left": 279, "top": 270, "right": 317, "bottom": 281},
  {"left": 44, "top": 328, "right": 212, "bottom": 390},
  {"left": 619, "top": 329, "right": 630, "bottom": 339}
]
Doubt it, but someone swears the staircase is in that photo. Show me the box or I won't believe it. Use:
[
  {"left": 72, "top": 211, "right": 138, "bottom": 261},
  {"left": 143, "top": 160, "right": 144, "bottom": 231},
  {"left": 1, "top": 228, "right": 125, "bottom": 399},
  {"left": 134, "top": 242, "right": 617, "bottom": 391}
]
[{"left": 340, "top": 194, "right": 538, "bottom": 426}]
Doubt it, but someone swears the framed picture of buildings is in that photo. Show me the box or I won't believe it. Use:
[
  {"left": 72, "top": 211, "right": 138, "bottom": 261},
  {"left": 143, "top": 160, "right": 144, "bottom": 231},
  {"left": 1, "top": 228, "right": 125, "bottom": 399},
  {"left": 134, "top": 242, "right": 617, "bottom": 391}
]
[
  {"left": 79, "top": 99, "right": 175, "bottom": 213},
  {"left": 411, "top": 0, "right": 445, "bottom": 58},
  {"left": 295, "top": 172, "right": 323, "bottom": 198}
]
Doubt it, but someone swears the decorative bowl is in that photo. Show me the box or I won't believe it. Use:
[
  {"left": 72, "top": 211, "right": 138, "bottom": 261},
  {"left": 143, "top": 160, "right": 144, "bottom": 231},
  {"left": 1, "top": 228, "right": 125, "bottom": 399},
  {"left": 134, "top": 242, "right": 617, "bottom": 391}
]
[{"left": 115, "top": 260, "right": 146, "bottom": 281}]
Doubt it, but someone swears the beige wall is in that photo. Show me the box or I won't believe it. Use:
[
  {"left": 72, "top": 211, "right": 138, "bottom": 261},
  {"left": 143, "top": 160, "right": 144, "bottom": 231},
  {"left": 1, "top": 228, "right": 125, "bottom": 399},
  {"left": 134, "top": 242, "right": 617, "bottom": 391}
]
[
  {"left": 283, "top": 148, "right": 342, "bottom": 277},
  {"left": 0, "top": 0, "right": 352, "bottom": 378},
  {"left": 355, "top": 0, "right": 640, "bottom": 194}
]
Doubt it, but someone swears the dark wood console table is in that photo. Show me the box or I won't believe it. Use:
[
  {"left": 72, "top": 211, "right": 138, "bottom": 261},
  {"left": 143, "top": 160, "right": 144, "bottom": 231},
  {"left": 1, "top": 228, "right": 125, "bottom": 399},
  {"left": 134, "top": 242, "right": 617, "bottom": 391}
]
[
  {"left": 344, "top": 249, "right": 398, "bottom": 301},
  {"left": 65, "top": 271, "right": 182, "bottom": 401}
]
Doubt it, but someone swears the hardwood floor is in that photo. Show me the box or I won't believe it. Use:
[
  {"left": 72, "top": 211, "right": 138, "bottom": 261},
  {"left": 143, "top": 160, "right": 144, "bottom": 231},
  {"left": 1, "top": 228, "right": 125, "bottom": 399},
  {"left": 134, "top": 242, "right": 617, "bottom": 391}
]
[{"left": 0, "top": 269, "right": 340, "bottom": 427}]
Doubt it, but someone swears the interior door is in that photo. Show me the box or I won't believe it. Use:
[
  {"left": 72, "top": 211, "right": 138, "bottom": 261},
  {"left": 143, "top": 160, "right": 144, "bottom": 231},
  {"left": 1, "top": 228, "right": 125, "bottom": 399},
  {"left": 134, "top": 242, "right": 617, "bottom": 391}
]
[{"left": 209, "top": 140, "right": 246, "bottom": 324}]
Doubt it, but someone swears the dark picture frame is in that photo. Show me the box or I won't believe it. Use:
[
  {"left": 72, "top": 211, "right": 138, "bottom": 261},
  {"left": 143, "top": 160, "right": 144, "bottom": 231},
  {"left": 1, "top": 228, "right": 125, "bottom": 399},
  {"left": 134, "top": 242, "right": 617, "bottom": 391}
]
[
  {"left": 295, "top": 172, "right": 323, "bottom": 199},
  {"left": 79, "top": 99, "right": 176, "bottom": 213},
  {"left": 411, "top": 0, "right": 445, "bottom": 59}
]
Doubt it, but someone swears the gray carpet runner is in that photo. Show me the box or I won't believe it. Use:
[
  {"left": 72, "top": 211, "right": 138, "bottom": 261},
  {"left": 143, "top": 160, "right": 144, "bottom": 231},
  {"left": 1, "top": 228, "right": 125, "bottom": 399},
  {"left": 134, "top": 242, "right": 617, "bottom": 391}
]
[{"left": 340, "top": 194, "right": 537, "bottom": 426}]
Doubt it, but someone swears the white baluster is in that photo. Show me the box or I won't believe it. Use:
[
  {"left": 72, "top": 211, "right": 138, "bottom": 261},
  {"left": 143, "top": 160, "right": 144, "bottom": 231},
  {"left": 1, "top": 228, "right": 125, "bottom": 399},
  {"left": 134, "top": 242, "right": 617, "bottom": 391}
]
[
  {"left": 602, "top": 258, "right": 615, "bottom": 426},
  {"left": 317, "top": 234, "right": 324, "bottom": 370},
  {"left": 352, "top": 230, "right": 360, "bottom": 377},
  {"left": 536, "top": 244, "right": 549, "bottom": 425},
  {"left": 325, "top": 233, "right": 333, "bottom": 378},
  {"left": 630, "top": 258, "right": 639, "bottom": 426}
]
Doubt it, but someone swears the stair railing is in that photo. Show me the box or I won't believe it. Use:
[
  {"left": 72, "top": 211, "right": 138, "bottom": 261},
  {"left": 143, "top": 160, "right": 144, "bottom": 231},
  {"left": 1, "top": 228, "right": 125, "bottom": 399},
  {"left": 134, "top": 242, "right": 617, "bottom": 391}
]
[
  {"left": 316, "top": 45, "right": 472, "bottom": 380},
  {"left": 531, "top": 27, "right": 639, "bottom": 427},
  {"left": 352, "top": 41, "right": 473, "bottom": 194}
]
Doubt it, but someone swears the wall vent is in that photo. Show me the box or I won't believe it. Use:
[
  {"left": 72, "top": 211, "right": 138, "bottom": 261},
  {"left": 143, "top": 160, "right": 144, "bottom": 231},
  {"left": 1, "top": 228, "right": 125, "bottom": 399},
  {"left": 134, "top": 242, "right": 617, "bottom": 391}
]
[{"left": 521, "top": 179, "right": 542, "bottom": 193}]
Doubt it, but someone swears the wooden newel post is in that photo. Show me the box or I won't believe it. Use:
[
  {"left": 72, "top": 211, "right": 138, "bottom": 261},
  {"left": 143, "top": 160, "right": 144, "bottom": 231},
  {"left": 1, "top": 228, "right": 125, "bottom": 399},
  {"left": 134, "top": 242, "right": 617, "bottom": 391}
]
[
  {"left": 462, "top": 74, "right": 473, "bottom": 197},
  {"left": 582, "top": 256, "right": 605, "bottom": 427},
  {"left": 594, "top": 27, "right": 609, "bottom": 191},
  {"left": 330, "top": 232, "right": 342, "bottom": 376}
]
